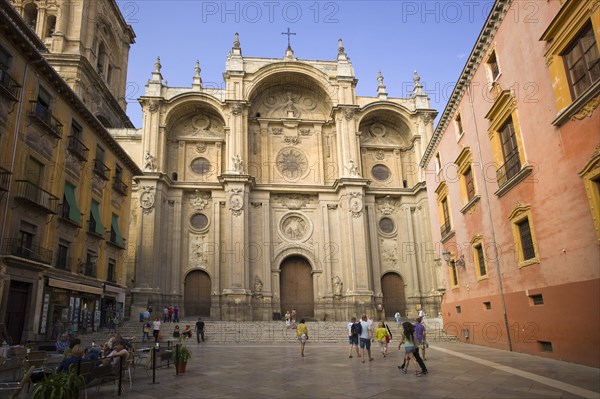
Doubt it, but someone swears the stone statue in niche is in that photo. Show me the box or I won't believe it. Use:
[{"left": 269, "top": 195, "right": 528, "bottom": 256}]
[
  {"left": 254, "top": 276, "right": 263, "bottom": 298},
  {"left": 232, "top": 154, "right": 244, "bottom": 173},
  {"left": 332, "top": 275, "right": 343, "bottom": 298},
  {"left": 283, "top": 91, "right": 299, "bottom": 118},
  {"left": 144, "top": 151, "right": 157, "bottom": 171},
  {"left": 345, "top": 160, "right": 360, "bottom": 177}
]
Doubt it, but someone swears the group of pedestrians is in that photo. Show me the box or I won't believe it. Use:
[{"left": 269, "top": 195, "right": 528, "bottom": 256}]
[
  {"left": 162, "top": 305, "right": 180, "bottom": 323},
  {"left": 343, "top": 314, "right": 428, "bottom": 376}
]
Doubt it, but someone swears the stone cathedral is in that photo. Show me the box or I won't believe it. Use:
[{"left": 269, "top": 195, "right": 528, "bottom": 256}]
[{"left": 114, "top": 35, "right": 444, "bottom": 321}]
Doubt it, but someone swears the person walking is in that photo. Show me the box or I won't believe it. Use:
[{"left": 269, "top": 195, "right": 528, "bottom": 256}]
[
  {"left": 414, "top": 317, "right": 428, "bottom": 361},
  {"left": 359, "top": 314, "right": 374, "bottom": 363},
  {"left": 152, "top": 317, "right": 161, "bottom": 343},
  {"left": 168, "top": 305, "right": 174, "bottom": 323},
  {"left": 195, "top": 318, "right": 205, "bottom": 342},
  {"left": 163, "top": 307, "right": 169, "bottom": 323},
  {"left": 173, "top": 305, "right": 180, "bottom": 323},
  {"left": 347, "top": 317, "right": 361, "bottom": 358},
  {"left": 376, "top": 320, "right": 391, "bottom": 358},
  {"left": 394, "top": 311, "right": 401, "bottom": 328},
  {"left": 398, "top": 321, "right": 423, "bottom": 377},
  {"left": 296, "top": 319, "right": 309, "bottom": 357},
  {"left": 142, "top": 321, "right": 151, "bottom": 342}
]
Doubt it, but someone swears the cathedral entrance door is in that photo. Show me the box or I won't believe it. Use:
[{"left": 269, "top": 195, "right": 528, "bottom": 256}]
[
  {"left": 381, "top": 273, "right": 406, "bottom": 318},
  {"left": 280, "top": 256, "right": 314, "bottom": 319},
  {"left": 184, "top": 270, "right": 211, "bottom": 316}
]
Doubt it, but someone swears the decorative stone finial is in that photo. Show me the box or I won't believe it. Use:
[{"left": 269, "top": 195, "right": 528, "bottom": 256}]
[
  {"left": 233, "top": 32, "right": 240, "bottom": 49},
  {"left": 154, "top": 56, "right": 161, "bottom": 73},
  {"left": 337, "top": 38, "right": 348, "bottom": 61},
  {"left": 377, "top": 70, "right": 388, "bottom": 99},
  {"left": 192, "top": 60, "right": 202, "bottom": 89},
  {"left": 412, "top": 70, "right": 424, "bottom": 96},
  {"left": 194, "top": 60, "right": 201, "bottom": 77}
]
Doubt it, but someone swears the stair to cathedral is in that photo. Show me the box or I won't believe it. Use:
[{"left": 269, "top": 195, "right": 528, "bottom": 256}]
[{"left": 78, "top": 318, "right": 458, "bottom": 346}]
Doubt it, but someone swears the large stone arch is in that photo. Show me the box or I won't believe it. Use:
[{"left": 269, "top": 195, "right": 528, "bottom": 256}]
[
  {"left": 245, "top": 63, "right": 337, "bottom": 103},
  {"left": 162, "top": 96, "right": 227, "bottom": 183},
  {"left": 358, "top": 105, "right": 418, "bottom": 189}
]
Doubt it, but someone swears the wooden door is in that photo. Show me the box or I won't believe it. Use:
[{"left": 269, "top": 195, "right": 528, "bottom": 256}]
[
  {"left": 5, "top": 281, "right": 30, "bottom": 344},
  {"left": 280, "top": 256, "right": 314, "bottom": 319},
  {"left": 381, "top": 273, "right": 406, "bottom": 318},
  {"left": 184, "top": 271, "right": 211, "bottom": 316}
]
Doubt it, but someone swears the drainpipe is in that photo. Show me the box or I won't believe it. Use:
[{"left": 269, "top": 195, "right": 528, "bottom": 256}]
[{"left": 466, "top": 84, "right": 513, "bottom": 351}]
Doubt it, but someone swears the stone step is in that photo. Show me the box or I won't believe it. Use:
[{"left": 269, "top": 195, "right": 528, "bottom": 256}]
[{"left": 73, "top": 319, "right": 459, "bottom": 346}]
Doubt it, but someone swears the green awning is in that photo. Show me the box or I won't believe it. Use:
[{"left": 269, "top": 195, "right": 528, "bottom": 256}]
[
  {"left": 63, "top": 183, "right": 81, "bottom": 223},
  {"left": 90, "top": 200, "right": 105, "bottom": 235},
  {"left": 111, "top": 214, "right": 125, "bottom": 246}
]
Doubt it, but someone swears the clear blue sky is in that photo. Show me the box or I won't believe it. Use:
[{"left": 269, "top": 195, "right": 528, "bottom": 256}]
[{"left": 119, "top": 0, "right": 494, "bottom": 128}]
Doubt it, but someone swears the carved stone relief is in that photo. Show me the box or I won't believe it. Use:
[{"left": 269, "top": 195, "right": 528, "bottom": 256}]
[
  {"left": 348, "top": 192, "right": 363, "bottom": 218},
  {"left": 276, "top": 148, "right": 308, "bottom": 180},
  {"left": 189, "top": 234, "right": 208, "bottom": 268},
  {"left": 279, "top": 212, "right": 311, "bottom": 241},
  {"left": 140, "top": 186, "right": 156, "bottom": 214},
  {"left": 189, "top": 189, "right": 210, "bottom": 210}
]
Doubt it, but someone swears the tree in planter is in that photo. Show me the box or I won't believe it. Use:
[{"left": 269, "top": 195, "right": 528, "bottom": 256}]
[
  {"left": 30, "top": 369, "right": 85, "bottom": 399},
  {"left": 172, "top": 338, "right": 192, "bottom": 373}
]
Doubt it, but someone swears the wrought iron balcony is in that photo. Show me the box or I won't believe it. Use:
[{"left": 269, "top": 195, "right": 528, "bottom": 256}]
[
  {"left": 440, "top": 221, "right": 452, "bottom": 237},
  {"left": 0, "top": 166, "right": 11, "bottom": 192},
  {"left": 496, "top": 151, "right": 521, "bottom": 187},
  {"left": 92, "top": 159, "right": 110, "bottom": 180},
  {"left": 13, "top": 180, "right": 59, "bottom": 214},
  {"left": 2, "top": 238, "right": 53, "bottom": 265},
  {"left": 112, "top": 176, "right": 128, "bottom": 196},
  {"left": 67, "top": 135, "right": 89, "bottom": 161},
  {"left": 106, "top": 229, "right": 126, "bottom": 248},
  {"left": 28, "top": 101, "right": 63, "bottom": 139},
  {"left": 57, "top": 203, "right": 82, "bottom": 227},
  {"left": 0, "top": 68, "right": 21, "bottom": 102}
]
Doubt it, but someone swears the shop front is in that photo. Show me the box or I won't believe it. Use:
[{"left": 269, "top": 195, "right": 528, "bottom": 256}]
[{"left": 42, "top": 278, "right": 103, "bottom": 339}]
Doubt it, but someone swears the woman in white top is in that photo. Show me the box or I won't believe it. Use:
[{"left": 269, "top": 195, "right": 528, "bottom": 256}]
[{"left": 152, "top": 317, "right": 161, "bottom": 343}]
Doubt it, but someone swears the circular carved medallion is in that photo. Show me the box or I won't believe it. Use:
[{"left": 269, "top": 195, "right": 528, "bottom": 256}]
[
  {"left": 190, "top": 157, "right": 211, "bottom": 175},
  {"left": 279, "top": 213, "right": 311, "bottom": 242},
  {"left": 276, "top": 148, "right": 308, "bottom": 180},
  {"left": 371, "top": 164, "right": 391, "bottom": 181}
]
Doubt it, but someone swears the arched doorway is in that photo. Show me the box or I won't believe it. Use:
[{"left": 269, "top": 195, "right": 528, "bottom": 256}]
[
  {"left": 381, "top": 273, "right": 406, "bottom": 318},
  {"left": 280, "top": 256, "right": 314, "bottom": 319},
  {"left": 184, "top": 270, "right": 211, "bottom": 316}
]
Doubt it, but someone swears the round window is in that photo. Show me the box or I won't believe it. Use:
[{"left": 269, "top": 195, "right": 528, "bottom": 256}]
[
  {"left": 379, "top": 217, "right": 395, "bottom": 234},
  {"left": 190, "top": 157, "right": 211, "bottom": 175},
  {"left": 371, "top": 164, "right": 391, "bottom": 181},
  {"left": 190, "top": 213, "right": 209, "bottom": 230}
]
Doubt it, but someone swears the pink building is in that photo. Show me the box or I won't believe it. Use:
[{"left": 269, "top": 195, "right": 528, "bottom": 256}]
[{"left": 423, "top": 0, "right": 600, "bottom": 367}]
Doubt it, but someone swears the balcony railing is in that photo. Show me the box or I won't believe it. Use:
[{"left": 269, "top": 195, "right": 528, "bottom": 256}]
[
  {"left": 2, "top": 238, "right": 53, "bottom": 264},
  {"left": 28, "top": 101, "right": 63, "bottom": 139},
  {"left": 0, "top": 68, "right": 21, "bottom": 102},
  {"left": 0, "top": 166, "right": 11, "bottom": 192},
  {"left": 112, "top": 176, "right": 128, "bottom": 196},
  {"left": 92, "top": 159, "right": 110, "bottom": 180},
  {"left": 107, "top": 229, "right": 125, "bottom": 248},
  {"left": 57, "top": 203, "right": 81, "bottom": 227},
  {"left": 13, "top": 180, "right": 59, "bottom": 214},
  {"left": 67, "top": 135, "right": 89, "bottom": 161},
  {"left": 440, "top": 221, "right": 452, "bottom": 237},
  {"left": 496, "top": 151, "right": 521, "bottom": 187}
]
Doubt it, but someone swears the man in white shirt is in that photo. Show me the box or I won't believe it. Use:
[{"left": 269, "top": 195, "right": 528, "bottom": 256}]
[{"left": 359, "top": 314, "right": 374, "bottom": 363}]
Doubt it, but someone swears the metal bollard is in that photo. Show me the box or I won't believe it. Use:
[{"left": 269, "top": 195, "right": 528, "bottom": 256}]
[
  {"left": 118, "top": 355, "right": 123, "bottom": 396},
  {"left": 152, "top": 346, "right": 158, "bottom": 384},
  {"left": 175, "top": 343, "right": 179, "bottom": 376}
]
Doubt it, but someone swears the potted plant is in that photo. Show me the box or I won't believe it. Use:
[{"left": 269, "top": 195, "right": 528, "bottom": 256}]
[
  {"left": 172, "top": 341, "right": 192, "bottom": 374},
  {"left": 30, "top": 369, "right": 85, "bottom": 399}
]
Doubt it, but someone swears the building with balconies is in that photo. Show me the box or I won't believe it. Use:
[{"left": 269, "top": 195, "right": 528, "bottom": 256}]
[{"left": 0, "top": 0, "right": 141, "bottom": 344}]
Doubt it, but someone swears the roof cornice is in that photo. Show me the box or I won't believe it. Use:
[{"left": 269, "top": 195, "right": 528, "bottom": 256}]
[{"left": 420, "top": 0, "right": 513, "bottom": 168}]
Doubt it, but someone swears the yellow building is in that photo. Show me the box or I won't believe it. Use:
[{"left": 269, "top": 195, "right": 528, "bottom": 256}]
[{"left": 0, "top": 0, "right": 140, "bottom": 344}]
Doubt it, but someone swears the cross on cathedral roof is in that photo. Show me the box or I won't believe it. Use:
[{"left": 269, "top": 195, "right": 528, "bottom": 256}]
[{"left": 281, "top": 27, "right": 296, "bottom": 50}]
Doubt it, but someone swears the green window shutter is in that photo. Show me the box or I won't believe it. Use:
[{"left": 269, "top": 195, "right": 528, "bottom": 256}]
[
  {"left": 91, "top": 200, "right": 105, "bottom": 235},
  {"left": 64, "top": 183, "right": 81, "bottom": 223},
  {"left": 111, "top": 214, "right": 125, "bottom": 246}
]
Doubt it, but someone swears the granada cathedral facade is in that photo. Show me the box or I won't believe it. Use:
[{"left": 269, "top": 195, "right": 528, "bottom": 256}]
[{"left": 114, "top": 35, "right": 444, "bottom": 321}]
